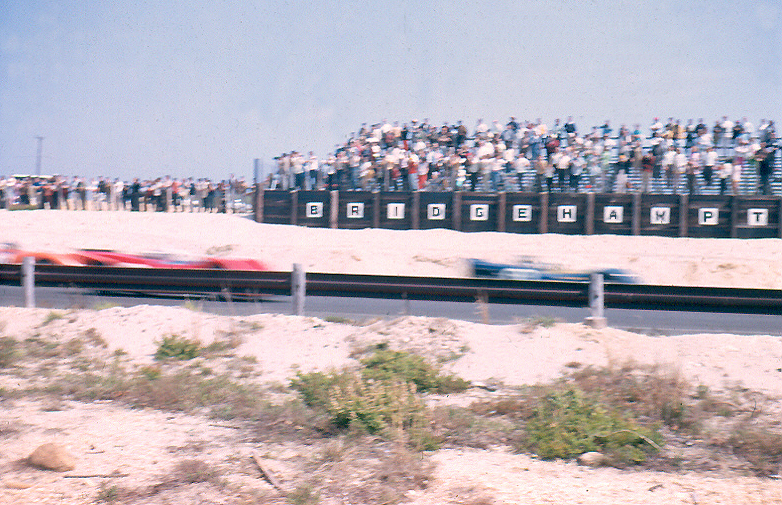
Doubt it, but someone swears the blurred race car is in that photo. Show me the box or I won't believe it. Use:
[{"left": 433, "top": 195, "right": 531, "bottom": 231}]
[
  {"left": 0, "top": 243, "right": 83, "bottom": 266},
  {"left": 1, "top": 244, "right": 269, "bottom": 271},
  {"left": 468, "top": 258, "right": 642, "bottom": 284},
  {"left": 72, "top": 249, "right": 269, "bottom": 270}
]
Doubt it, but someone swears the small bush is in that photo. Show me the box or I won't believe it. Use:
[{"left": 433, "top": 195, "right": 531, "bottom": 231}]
[
  {"left": 360, "top": 350, "right": 470, "bottom": 394},
  {"left": 521, "top": 387, "right": 662, "bottom": 464},
  {"left": 292, "top": 370, "right": 426, "bottom": 434},
  {"left": 327, "top": 374, "right": 425, "bottom": 434},
  {"left": 154, "top": 335, "right": 201, "bottom": 361}
]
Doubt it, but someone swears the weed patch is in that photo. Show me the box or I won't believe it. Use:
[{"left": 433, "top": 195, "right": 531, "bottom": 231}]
[
  {"left": 155, "top": 335, "right": 201, "bottom": 361},
  {"left": 520, "top": 387, "right": 662, "bottom": 464},
  {"left": 360, "top": 349, "right": 470, "bottom": 394}
]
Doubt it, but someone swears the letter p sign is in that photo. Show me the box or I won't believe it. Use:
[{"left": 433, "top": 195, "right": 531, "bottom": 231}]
[{"left": 698, "top": 208, "right": 719, "bottom": 226}]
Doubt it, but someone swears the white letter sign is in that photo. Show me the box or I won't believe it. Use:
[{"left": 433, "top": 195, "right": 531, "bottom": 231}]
[
  {"left": 512, "top": 205, "right": 533, "bottom": 222},
  {"left": 698, "top": 208, "right": 719, "bottom": 225},
  {"left": 557, "top": 205, "right": 577, "bottom": 223},
  {"left": 650, "top": 206, "right": 671, "bottom": 225},
  {"left": 387, "top": 203, "right": 405, "bottom": 220},
  {"left": 346, "top": 202, "right": 364, "bottom": 218},
  {"left": 603, "top": 206, "right": 624, "bottom": 223},
  {"left": 747, "top": 208, "right": 768, "bottom": 226},
  {"left": 306, "top": 202, "right": 323, "bottom": 218},
  {"left": 470, "top": 204, "right": 489, "bottom": 221},
  {"left": 427, "top": 203, "right": 446, "bottom": 220}
]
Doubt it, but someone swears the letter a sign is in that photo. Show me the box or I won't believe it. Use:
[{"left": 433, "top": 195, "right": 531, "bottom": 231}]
[{"left": 603, "top": 206, "right": 623, "bottom": 223}]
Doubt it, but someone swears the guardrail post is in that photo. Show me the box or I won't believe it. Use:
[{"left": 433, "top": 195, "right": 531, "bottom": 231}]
[
  {"left": 22, "top": 257, "right": 35, "bottom": 308},
  {"left": 291, "top": 263, "right": 305, "bottom": 316},
  {"left": 584, "top": 273, "right": 606, "bottom": 328}
]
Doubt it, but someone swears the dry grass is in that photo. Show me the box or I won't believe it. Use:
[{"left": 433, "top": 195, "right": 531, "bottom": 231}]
[{"left": 302, "top": 437, "right": 434, "bottom": 505}]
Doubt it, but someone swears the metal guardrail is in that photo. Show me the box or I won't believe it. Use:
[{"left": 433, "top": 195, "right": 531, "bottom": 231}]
[{"left": 1, "top": 264, "right": 781, "bottom": 314}]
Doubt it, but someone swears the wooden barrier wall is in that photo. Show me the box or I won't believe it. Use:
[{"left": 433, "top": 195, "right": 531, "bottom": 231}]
[{"left": 254, "top": 188, "right": 782, "bottom": 238}]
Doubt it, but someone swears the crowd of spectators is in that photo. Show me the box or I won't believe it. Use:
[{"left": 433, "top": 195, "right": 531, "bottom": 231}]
[
  {"left": 0, "top": 175, "right": 252, "bottom": 212},
  {"left": 3, "top": 118, "right": 778, "bottom": 212},
  {"left": 271, "top": 117, "right": 780, "bottom": 196}
]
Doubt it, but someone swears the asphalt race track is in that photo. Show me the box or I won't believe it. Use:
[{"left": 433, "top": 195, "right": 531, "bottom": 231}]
[{"left": 2, "top": 285, "right": 782, "bottom": 337}]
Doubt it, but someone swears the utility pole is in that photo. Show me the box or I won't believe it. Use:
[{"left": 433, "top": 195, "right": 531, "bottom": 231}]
[{"left": 35, "top": 136, "right": 44, "bottom": 176}]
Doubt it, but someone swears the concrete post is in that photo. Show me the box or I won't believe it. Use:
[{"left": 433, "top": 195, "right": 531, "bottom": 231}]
[
  {"left": 22, "top": 257, "right": 35, "bottom": 308},
  {"left": 585, "top": 273, "right": 606, "bottom": 328},
  {"left": 291, "top": 263, "right": 305, "bottom": 316}
]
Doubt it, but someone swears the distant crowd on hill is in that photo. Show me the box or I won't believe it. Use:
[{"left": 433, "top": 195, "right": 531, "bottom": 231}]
[
  {"left": 0, "top": 175, "right": 252, "bottom": 212},
  {"left": 270, "top": 117, "right": 780, "bottom": 196}
]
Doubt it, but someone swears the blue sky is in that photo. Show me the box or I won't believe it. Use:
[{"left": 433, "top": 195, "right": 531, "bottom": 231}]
[{"left": 1, "top": 0, "right": 780, "bottom": 180}]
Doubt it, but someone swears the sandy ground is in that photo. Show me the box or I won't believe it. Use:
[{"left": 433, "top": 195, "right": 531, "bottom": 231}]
[{"left": 1, "top": 210, "right": 781, "bottom": 504}]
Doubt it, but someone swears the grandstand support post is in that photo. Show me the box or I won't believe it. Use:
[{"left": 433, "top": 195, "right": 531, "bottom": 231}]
[
  {"left": 290, "top": 190, "right": 298, "bottom": 226},
  {"left": 373, "top": 191, "right": 381, "bottom": 229},
  {"left": 497, "top": 192, "right": 506, "bottom": 232},
  {"left": 22, "top": 257, "right": 35, "bottom": 308},
  {"left": 539, "top": 192, "right": 549, "bottom": 234},
  {"left": 330, "top": 190, "right": 339, "bottom": 229},
  {"left": 584, "top": 273, "right": 606, "bottom": 329},
  {"left": 778, "top": 198, "right": 782, "bottom": 239},
  {"left": 632, "top": 192, "right": 641, "bottom": 235},
  {"left": 730, "top": 195, "right": 738, "bottom": 238},
  {"left": 452, "top": 192, "right": 462, "bottom": 231},
  {"left": 411, "top": 191, "right": 420, "bottom": 230},
  {"left": 585, "top": 192, "right": 595, "bottom": 235},
  {"left": 254, "top": 184, "right": 264, "bottom": 223},
  {"left": 291, "top": 263, "right": 305, "bottom": 316},
  {"left": 678, "top": 194, "right": 688, "bottom": 237}
]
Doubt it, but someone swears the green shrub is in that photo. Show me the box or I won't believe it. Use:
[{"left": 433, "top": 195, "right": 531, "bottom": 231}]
[
  {"left": 154, "top": 335, "right": 201, "bottom": 360},
  {"left": 360, "top": 350, "right": 469, "bottom": 394},
  {"left": 291, "top": 369, "right": 428, "bottom": 435},
  {"left": 290, "top": 370, "right": 354, "bottom": 409},
  {"left": 521, "top": 387, "right": 662, "bottom": 463},
  {"left": 326, "top": 374, "right": 425, "bottom": 434}
]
